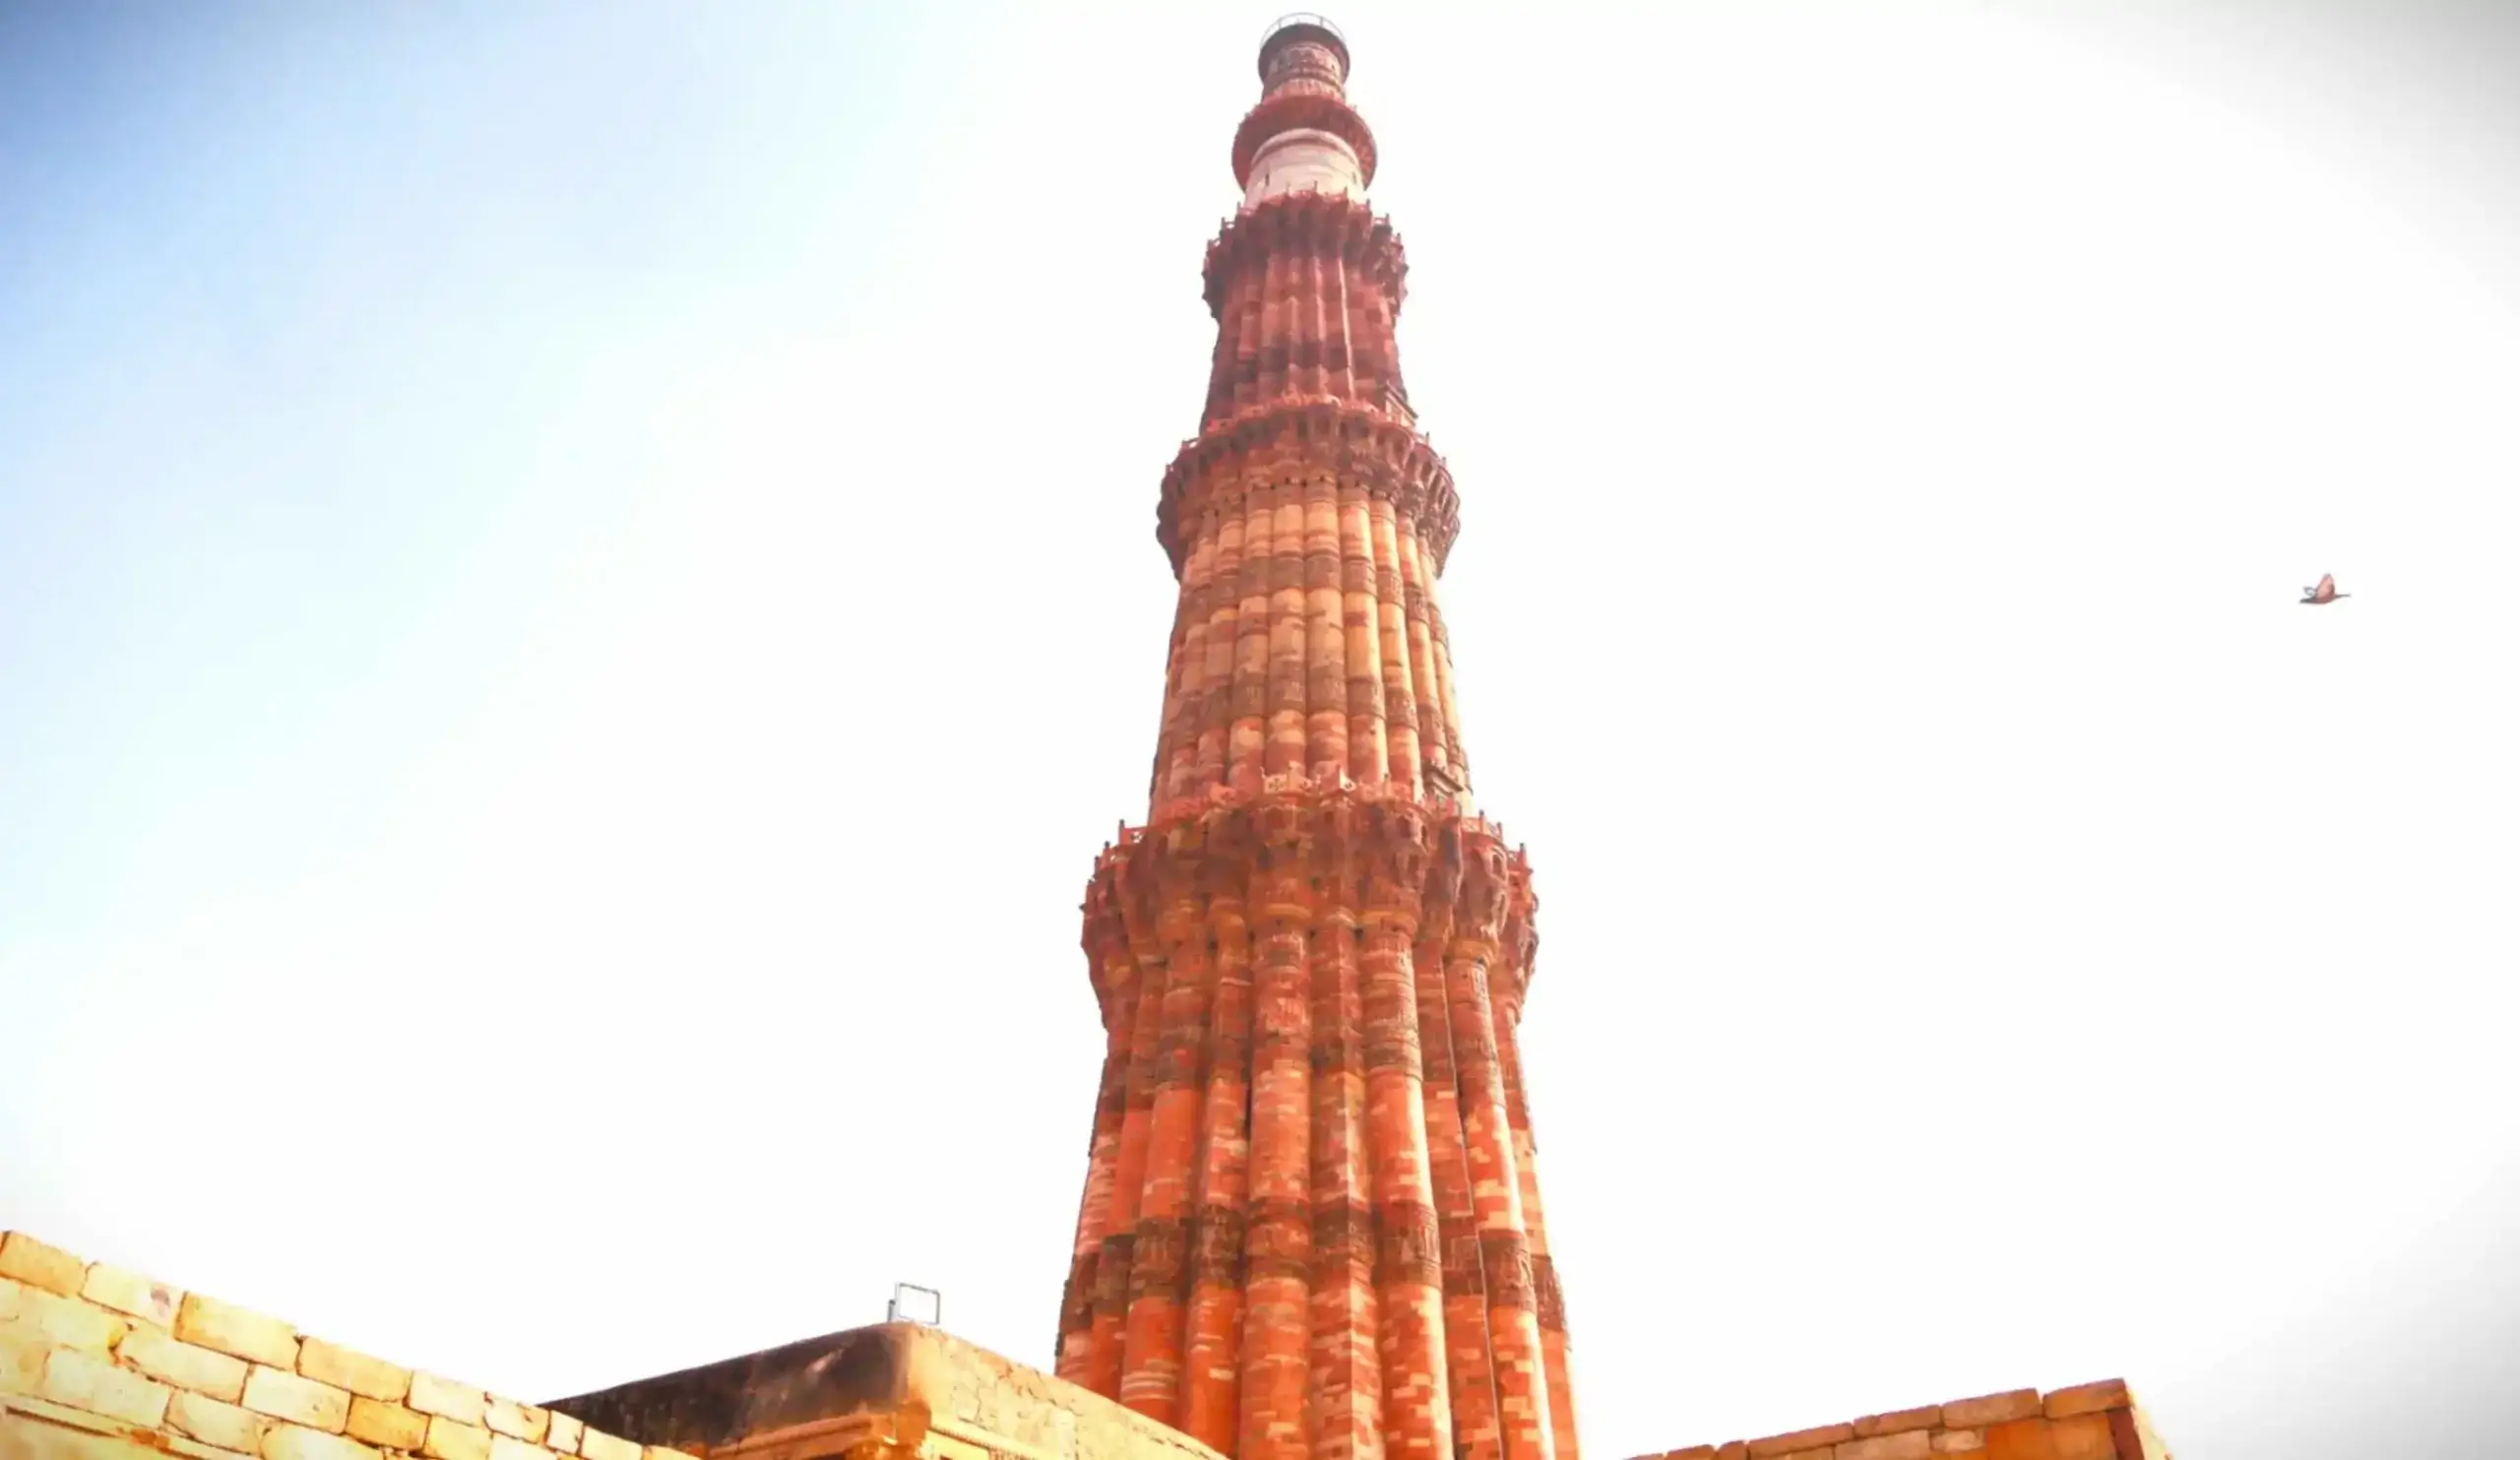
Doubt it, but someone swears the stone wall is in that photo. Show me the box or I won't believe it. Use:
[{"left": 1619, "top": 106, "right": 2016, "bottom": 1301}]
[
  {"left": 0, "top": 1230, "right": 673, "bottom": 1460},
  {"left": 0, "top": 1230, "right": 1223, "bottom": 1460},
  {"left": 1623, "top": 1381, "right": 2173, "bottom": 1460}
]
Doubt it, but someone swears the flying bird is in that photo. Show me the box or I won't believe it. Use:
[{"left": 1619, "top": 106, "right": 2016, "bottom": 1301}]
[{"left": 2300, "top": 573, "right": 2350, "bottom": 605}]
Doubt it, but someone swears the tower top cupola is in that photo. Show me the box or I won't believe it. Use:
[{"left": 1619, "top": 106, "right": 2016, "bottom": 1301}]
[{"left": 1233, "top": 15, "right": 1377, "bottom": 206}]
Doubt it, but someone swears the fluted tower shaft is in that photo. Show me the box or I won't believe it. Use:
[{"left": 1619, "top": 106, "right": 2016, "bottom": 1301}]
[{"left": 1055, "top": 24, "right": 1580, "bottom": 1460}]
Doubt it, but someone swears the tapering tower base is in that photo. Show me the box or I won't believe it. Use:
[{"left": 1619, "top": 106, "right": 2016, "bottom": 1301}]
[{"left": 1054, "top": 785, "right": 1574, "bottom": 1460}]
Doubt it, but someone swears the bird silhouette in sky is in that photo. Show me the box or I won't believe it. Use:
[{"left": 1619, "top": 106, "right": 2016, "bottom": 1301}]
[{"left": 2300, "top": 573, "right": 2351, "bottom": 605}]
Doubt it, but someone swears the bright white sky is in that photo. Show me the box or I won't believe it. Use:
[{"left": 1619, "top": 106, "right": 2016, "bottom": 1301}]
[{"left": 5, "top": 5, "right": 2518, "bottom": 1459}]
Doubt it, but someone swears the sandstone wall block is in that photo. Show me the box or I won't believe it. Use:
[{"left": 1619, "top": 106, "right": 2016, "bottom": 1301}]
[
  {"left": 297, "top": 1344, "right": 409, "bottom": 1407},
  {"left": 481, "top": 1398, "right": 546, "bottom": 1442},
  {"left": 1979, "top": 1419, "right": 2051, "bottom": 1460},
  {"left": 575, "top": 1428, "right": 639, "bottom": 1460},
  {"left": 1747, "top": 1427, "right": 1855, "bottom": 1459},
  {"left": 1835, "top": 1432, "right": 1929, "bottom": 1460},
  {"left": 0, "top": 1236, "right": 89, "bottom": 1299},
  {"left": 2046, "top": 1416, "right": 2113, "bottom": 1460},
  {"left": 345, "top": 1399, "right": 428, "bottom": 1452},
  {"left": 1928, "top": 1431, "right": 1984, "bottom": 1453},
  {"left": 168, "top": 1392, "right": 273, "bottom": 1455},
  {"left": 421, "top": 1417, "right": 493, "bottom": 1460},
  {"left": 1852, "top": 1408, "right": 1940, "bottom": 1439},
  {"left": 2040, "top": 1383, "right": 2129, "bottom": 1422},
  {"left": 242, "top": 1368, "right": 348, "bottom": 1433},
  {"left": 116, "top": 1330, "right": 248, "bottom": 1403},
  {"left": 0, "top": 1412, "right": 164, "bottom": 1460},
  {"left": 41, "top": 1349, "right": 171, "bottom": 1428},
  {"left": 174, "top": 1299, "right": 298, "bottom": 1372},
  {"left": 487, "top": 1433, "right": 548, "bottom": 1460},
  {"left": 543, "top": 1412, "right": 582, "bottom": 1455},
  {"left": 10, "top": 1285, "right": 129, "bottom": 1355},
  {"left": 3, "top": 1324, "right": 52, "bottom": 1394},
  {"left": 80, "top": 1267, "right": 181, "bottom": 1330},
  {"left": 1938, "top": 1393, "right": 2040, "bottom": 1430},
  {"left": 262, "top": 1422, "right": 382, "bottom": 1460},
  {"left": 407, "top": 1374, "right": 485, "bottom": 1427}
]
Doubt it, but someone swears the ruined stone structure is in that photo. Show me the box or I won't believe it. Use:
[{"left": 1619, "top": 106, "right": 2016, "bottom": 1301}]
[
  {"left": 1043, "top": 21, "right": 1568, "bottom": 1460},
  {"left": 1, "top": 19, "right": 2175, "bottom": 1460}
]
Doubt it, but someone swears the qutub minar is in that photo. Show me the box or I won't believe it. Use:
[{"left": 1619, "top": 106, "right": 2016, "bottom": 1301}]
[
  {"left": 1050, "top": 18, "right": 1572, "bottom": 1460},
  {"left": 0, "top": 19, "right": 2174, "bottom": 1460}
]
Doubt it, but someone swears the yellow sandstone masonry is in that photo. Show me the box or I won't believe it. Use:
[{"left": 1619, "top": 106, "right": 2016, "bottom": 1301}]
[
  {"left": 4, "top": 1326, "right": 52, "bottom": 1394},
  {"left": 113, "top": 1330, "right": 247, "bottom": 1403},
  {"left": 344, "top": 1399, "right": 427, "bottom": 1451},
  {"left": 422, "top": 1416, "right": 494, "bottom": 1460},
  {"left": 38, "top": 1351, "right": 169, "bottom": 1429},
  {"left": 78, "top": 1268, "right": 180, "bottom": 1331},
  {"left": 1630, "top": 1377, "right": 2173, "bottom": 1460},
  {"left": 6, "top": 1284, "right": 127, "bottom": 1355},
  {"left": 1, "top": 1235, "right": 687, "bottom": 1460},
  {"left": 482, "top": 1398, "right": 547, "bottom": 1443},
  {"left": 0, "top": 1414, "right": 164, "bottom": 1460},
  {"left": 0, "top": 1237, "right": 88, "bottom": 1300},
  {"left": 408, "top": 1374, "right": 486, "bottom": 1427},
  {"left": 240, "top": 1367, "right": 348, "bottom": 1433},
  {"left": 167, "top": 1391, "right": 271, "bottom": 1454},
  {"left": 295, "top": 1343, "right": 408, "bottom": 1406},
  {"left": 263, "top": 1423, "right": 381, "bottom": 1460},
  {"left": 174, "top": 1298, "right": 298, "bottom": 1372}
]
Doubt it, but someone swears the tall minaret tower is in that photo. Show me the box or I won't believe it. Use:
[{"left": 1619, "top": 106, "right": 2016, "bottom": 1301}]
[{"left": 1054, "top": 19, "right": 1580, "bottom": 1460}]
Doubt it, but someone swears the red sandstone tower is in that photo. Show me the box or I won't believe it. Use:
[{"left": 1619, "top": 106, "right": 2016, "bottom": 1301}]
[{"left": 1053, "top": 21, "right": 1579, "bottom": 1460}]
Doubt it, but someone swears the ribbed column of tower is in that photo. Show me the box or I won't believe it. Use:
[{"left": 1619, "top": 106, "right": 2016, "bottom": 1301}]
[{"left": 1054, "top": 21, "right": 1577, "bottom": 1460}]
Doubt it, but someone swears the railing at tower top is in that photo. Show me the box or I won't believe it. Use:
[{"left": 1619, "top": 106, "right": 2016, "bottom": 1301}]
[{"left": 1263, "top": 13, "right": 1346, "bottom": 48}]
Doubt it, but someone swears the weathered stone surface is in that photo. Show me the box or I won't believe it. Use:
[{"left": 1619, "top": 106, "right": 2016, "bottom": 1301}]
[
  {"left": 41, "top": 1348, "right": 172, "bottom": 1428},
  {"left": 9, "top": 1285, "right": 128, "bottom": 1354},
  {"left": 0, "top": 1236, "right": 88, "bottom": 1299},
  {"left": 345, "top": 1399, "right": 428, "bottom": 1452},
  {"left": 242, "top": 1368, "right": 349, "bottom": 1433},
  {"left": 574, "top": 1430, "right": 638, "bottom": 1460},
  {"left": 1747, "top": 1427, "right": 1855, "bottom": 1459},
  {"left": 481, "top": 1398, "right": 545, "bottom": 1443},
  {"left": 169, "top": 1391, "right": 274, "bottom": 1455},
  {"left": 407, "top": 1375, "right": 485, "bottom": 1427},
  {"left": 298, "top": 1342, "right": 409, "bottom": 1405},
  {"left": 488, "top": 1434, "right": 549, "bottom": 1460},
  {"left": 4, "top": 1322, "right": 53, "bottom": 1394},
  {"left": 1852, "top": 1408, "right": 1941, "bottom": 1439},
  {"left": 0, "top": 1412, "right": 164, "bottom": 1460},
  {"left": 1940, "top": 1392, "right": 2042, "bottom": 1430},
  {"left": 2047, "top": 1416, "right": 2114, "bottom": 1460},
  {"left": 80, "top": 1266, "right": 182, "bottom": 1329},
  {"left": 174, "top": 1299, "right": 298, "bottom": 1372},
  {"left": 1929, "top": 1432, "right": 1984, "bottom": 1454},
  {"left": 117, "top": 1329, "right": 249, "bottom": 1402},
  {"left": 263, "top": 1424, "right": 382, "bottom": 1460},
  {"left": 421, "top": 1418, "right": 492, "bottom": 1460},
  {"left": 163, "top": 1433, "right": 257, "bottom": 1460},
  {"left": 543, "top": 1412, "right": 582, "bottom": 1456},
  {"left": 1979, "top": 1419, "right": 2053, "bottom": 1460},
  {"left": 2041, "top": 1382, "right": 2129, "bottom": 1421},
  {"left": 1835, "top": 1433, "right": 1929, "bottom": 1460}
]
